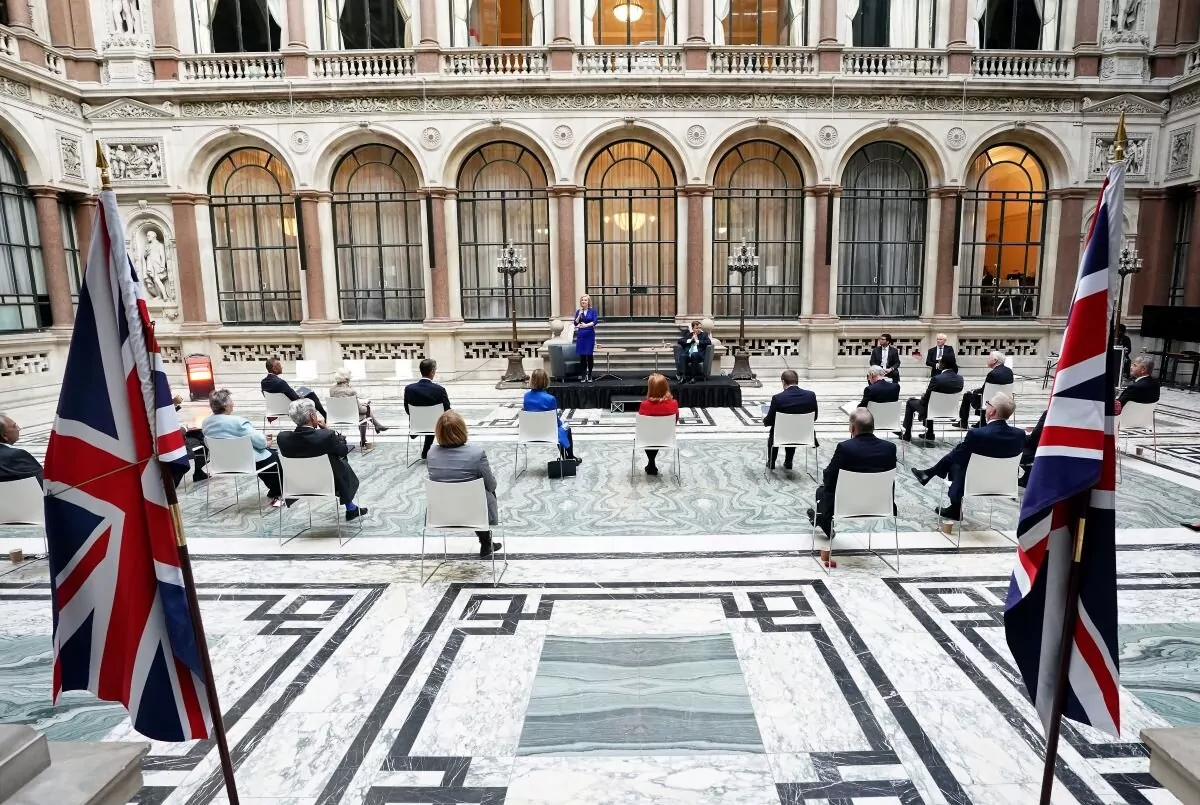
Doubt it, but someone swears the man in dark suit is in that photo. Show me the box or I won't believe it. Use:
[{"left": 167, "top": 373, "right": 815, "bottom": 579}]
[
  {"left": 276, "top": 399, "right": 368, "bottom": 521},
  {"left": 806, "top": 408, "right": 897, "bottom": 538},
  {"left": 261, "top": 356, "right": 327, "bottom": 420},
  {"left": 925, "top": 333, "right": 957, "bottom": 378},
  {"left": 958, "top": 350, "right": 1015, "bottom": 428},
  {"left": 763, "top": 369, "right": 818, "bottom": 470},
  {"left": 870, "top": 333, "right": 902, "bottom": 383},
  {"left": 858, "top": 366, "right": 901, "bottom": 409},
  {"left": 677, "top": 320, "right": 713, "bottom": 382},
  {"left": 901, "top": 363, "right": 964, "bottom": 441},
  {"left": 1019, "top": 408, "right": 1047, "bottom": 488},
  {"left": 912, "top": 392, "right": 1025, "bottom": 520},
  {"left": 404, "top": 358, "right": 452, "bottom": 460},
  {"left": 1116, "top": 355, "right": 1160, "bottom": 412},
  {"left": 0, "top": 414, "right": 42, "bottom": 484}
]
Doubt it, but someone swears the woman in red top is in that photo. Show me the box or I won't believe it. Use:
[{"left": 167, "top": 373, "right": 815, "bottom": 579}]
[{"left": 638, "top": 373, "right": 679, "bottom": 475}]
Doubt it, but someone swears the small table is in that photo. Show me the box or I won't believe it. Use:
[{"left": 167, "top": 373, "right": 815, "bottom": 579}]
[
  {"left": 593, "top": 346, "right": 626, "bottom": 381},
  {"left": 638, "top": 344, "right": 674, "bottom": 373}
]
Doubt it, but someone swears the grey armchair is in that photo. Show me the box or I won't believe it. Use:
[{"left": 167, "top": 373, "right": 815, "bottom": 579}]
[
  {"left": 549, "top": 343, "right": 581, "bottom": 381},
  {"left": 673, "top": 341, "right": 715, "bottom": 380}
]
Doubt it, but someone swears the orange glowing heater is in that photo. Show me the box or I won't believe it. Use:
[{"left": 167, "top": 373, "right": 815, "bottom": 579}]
[{"left": 184, "top": 353, "right": 215, "bottom": 402}]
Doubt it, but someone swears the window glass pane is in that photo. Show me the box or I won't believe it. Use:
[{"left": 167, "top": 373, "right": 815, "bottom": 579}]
[
  {"left": 583, "top": 0, "right": 676, "bottom": 45},
  {"left": 0, "top": 138, "right": 46, "bottom": 331},
  {"left": 210, "top": 0, "right": 282, "bottom": 52}
]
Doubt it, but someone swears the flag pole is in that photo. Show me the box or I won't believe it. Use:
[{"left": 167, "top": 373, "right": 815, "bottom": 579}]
[
  {"left": 96, "top": 144, "right": 241, "bottom": 805},
  {"left": 1109, "top": 113, "right": 1128, "bottom": 354}
]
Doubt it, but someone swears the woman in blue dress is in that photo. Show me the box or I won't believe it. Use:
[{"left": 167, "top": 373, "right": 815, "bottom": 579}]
[
  {"left": 573, "top": 294, "right": 598, "bottom": 383},
  {"left": 523, "top": 369, "right": 581, "bottom": 464}
]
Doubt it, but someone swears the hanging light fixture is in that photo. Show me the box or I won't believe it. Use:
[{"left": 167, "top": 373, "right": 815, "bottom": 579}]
[{"left": 613, "top": 0, "right": 645, "bottom": 23}]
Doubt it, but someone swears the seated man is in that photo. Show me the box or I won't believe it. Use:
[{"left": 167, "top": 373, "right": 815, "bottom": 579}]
[
  {"left": 1116, "top": 355, "right": 1160, "bottom": 414},
  {"left": 677, "top": 320, "right": 712, "bottom": 383},
  {"left": 261, "top": 355, "right": 327, "bottom": 420},
  {"left": 911, "top": 392, "right": 1025, "bottom": 520},
  {"left": 1018, "top": 408, "right": 1047, "bottom": 489},
  {"left": 958, "top": 351, "right": 1014, "bottom": 428},
  {"left": 173, "top": 395, "right": 208, "bottom": 485},
  {"left": 900, "top": 361, "right": 964, "bottom": 442},
  {"left": 277, "top": 399, "right": 368, "bottom": 521},
  {"left": 404, "top": 358, "right": 452, "bottom": 461},
  {"left": 763, "top": 369, "right": 818, "bottom": 470},
  {"left": 858, "top": 365, "right": 900, "bottom": 409},
  {"left": 807, "top": 408, "right": 897, "bottom": 538},
  {"left": 0, "top": 413, "right": 43, "bottom": 484}
]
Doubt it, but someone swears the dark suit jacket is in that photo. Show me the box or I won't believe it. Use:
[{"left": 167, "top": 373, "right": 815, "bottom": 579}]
[
  {"left": 859, "top": 379, "right": 900, "bottom": 409},
  {"left": 764, "top": 385, "right": 819, "bottom": 446},
  {"left": 0, "top": 444, "right": 43, "bottom": 485},
  {"left": 277, "top": 425, "right": 359, "bottom": 505},
  {"left": 677, "top": 331, "right": 713, "bottom": 354},
  {"left": 981, "top": 364, "right": 1014, "bottom": 389},
  {"left": 870, "top": 346, "right": 901, "bottom": 380},
  {"left": 920, "top": 370, "right": 965, "bottom": 409},
  {"left": 404, "top": 378, "right": 451, "bottom": 414},
  {"left": 821, "top": 433, "right": 897, "bottom": 502},
  {"left": 261, "top": 373, "right": 302, "bottom": 400},
  {"left": 1022, "top": 409, "right": 1047, "bottom": 465},
  {"left": 926, "top": 345, "right": 958, "bottom": 375},
  {"left": 1119, "top": 376, "right": 1160, "bottom": 406}
]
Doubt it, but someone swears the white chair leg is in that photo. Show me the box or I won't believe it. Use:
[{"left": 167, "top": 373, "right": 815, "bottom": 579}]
[{"left": 419, "top": 524, "right": 426, "bottom": 585}]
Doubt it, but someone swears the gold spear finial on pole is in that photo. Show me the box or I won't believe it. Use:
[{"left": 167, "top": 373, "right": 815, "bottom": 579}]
[
  {"left": 96, "top": 141, "right": 111, "bottom": 190},
  {"left": 1113, "top": 112, "right": 1128, "bottom": 163}
]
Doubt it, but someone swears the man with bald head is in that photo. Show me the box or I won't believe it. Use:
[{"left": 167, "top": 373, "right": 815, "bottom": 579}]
[
  {"left": 0, "top": 414, "right": 43, "bottom": 484},
  {"left": 807, "top": 408, "right": 897, "bottom": 539}
]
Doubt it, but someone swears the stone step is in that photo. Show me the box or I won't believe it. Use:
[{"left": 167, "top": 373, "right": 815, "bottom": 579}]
[{"left": 0, "top": 725, "right": 148, "bottom": 805}]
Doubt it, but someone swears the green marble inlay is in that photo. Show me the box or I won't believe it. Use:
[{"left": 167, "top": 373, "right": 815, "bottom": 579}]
[
  {"left": 518, "top": 634, "right": 763, "bottom": 756},
  {"left": 1118, "top": 623, "right": 1200, "bottom": 727}
]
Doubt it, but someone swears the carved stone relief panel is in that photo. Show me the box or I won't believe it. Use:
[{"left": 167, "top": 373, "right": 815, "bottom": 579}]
[
  {"left": 1166, "top": 126, "right": 1194, "bottom": 180},
  {"left": 57, "top": 132, "right": 85, "bottom": 184},
  {"left": 1089, "top": 131, "right": 1151, "bottom": 180},
  {"left": 102, "top": 138, "right": 165, "bottom": 184}
]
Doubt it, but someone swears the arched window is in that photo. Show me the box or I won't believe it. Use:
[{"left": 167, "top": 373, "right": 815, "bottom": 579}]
[
  {"left": 584, "top": 141, "right": 677, "bottom": 320},
  {"left": 0, "top": 137, "right": 46, "bottom": 332},
  {"left": 205, "top": 0, "right": 282, "bottom": 52},
  {"left": 582, "top": 0, "right": 676, "bottom": 45},
  {"left": 321, "top": 0, "right": 410, "bottom": 48},
  {"left": 451, "top": 0, "right": 544, "bottom": 45},
  {"left": 208, "top": 148, "right": 300, "bottom": 324},
  {"left": 712, "top": 141, "right": 804, "bottom": 318},
  {"left": 959, "top": 145, "right": 1046, "bottom": 318},
  {"left": 838, "top": 142, "right": 927, "bottom": 318},
  {"left": 715, "top": 0, "right": 806, "bottom": 45},
  {"left": 978, "top": 0, "right": 1051, "bottom": 49},
  {"left": 332, "top": 145, "right": 424, "bottom": 322},
  {"left": 456, "top": 142, "right": 551, "bottom": 321}
]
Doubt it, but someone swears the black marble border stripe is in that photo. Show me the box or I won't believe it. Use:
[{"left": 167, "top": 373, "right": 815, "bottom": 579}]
[{"left": 364, "top": 786, "right": 507, "bottom": 805}]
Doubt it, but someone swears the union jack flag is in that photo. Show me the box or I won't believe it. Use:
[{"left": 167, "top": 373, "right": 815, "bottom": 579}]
[
  {"left": 1003, "top": 162, "right": 1123, "bottom": 738},
  {"left": 43, "top": 189, "right": 211, "bottom": 742}
]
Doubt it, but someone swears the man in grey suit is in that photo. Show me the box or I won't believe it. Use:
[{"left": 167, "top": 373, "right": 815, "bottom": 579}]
[{"left": 425, "top": 410, "right": 501, "bottom": 558}]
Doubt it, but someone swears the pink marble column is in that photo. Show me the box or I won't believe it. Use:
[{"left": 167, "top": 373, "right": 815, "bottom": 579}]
[
  {"left": 420, "top": 0, "right": 439, "bottom": 45},
  {"left": 1128, "top": 189, "right": 1174, "bottom": 316},
  {"left": 72, "top": 195, "right": 96, "bottom": 261},
  {"left": 688, "top": 0, "right": 704, "bottom": 40},
  {"left": 5, "top": 0, "right": 34, "bottom": 32},
  {"left": 151, "top": 0, "right": 180, "bottom": 79},
  {"left": 554, "top": 0, "right": 572, "bottom": 42},
  {"left": 30, "top": 188, "right": 74, "bottom": 328},
  {"left": 1074, "top": 0, "right": 1101, "bottom": 77},
  {"left": 682, "top": 186, "right": 709, "bottom": 316},
  {"left": 1051, "top": 190, "right": 1085, "bottom": 317},
  {"left": 818, "top": 0, "right": 838, "bottom": 43},
  {"left": 806, "top": 185, "right": 835, "bottom": 316},
  {"left": 550, "top": 186, "right": 577, "bottom": 315},
  {"left": 296, "top": 191, "right": 327, "bottom": 322},
  {"left": 947, "top": 0, "right": 971, "bottom": 74},
  {"left": 426, "top": 189, "right": 452, "bottom": 321},
  {"left": 933, "top": 188, "right": 960, "bottom": 317},
  {"left": 169, "top": 194, "right": 209, "bottom": 324}
]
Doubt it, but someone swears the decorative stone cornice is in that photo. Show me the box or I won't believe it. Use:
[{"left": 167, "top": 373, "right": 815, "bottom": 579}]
[
  {"left": 1081, "top": 94, "right": 1167, "bottom": 116},
  {"left": 84, "top": 97, "right": 175, "bottom": 119}
]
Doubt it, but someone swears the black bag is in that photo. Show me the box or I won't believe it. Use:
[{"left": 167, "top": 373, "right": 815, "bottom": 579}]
[{"left": 547, "top": 459, "right": 577, "bottom": 479}]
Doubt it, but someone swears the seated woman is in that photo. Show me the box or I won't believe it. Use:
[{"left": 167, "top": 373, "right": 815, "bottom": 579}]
[
  {"left": 201, "top": 388, "right": 286, "bottom": 507},
  {"left": 329, "top": 368, "right": 388, "bottom": 450},
  {"left": 638, "top": 373, "right": 680, "bottom": 475},
  {"left": 522, "top": 369, "right": 581, "bottom": 465},
  {"left": 426, "top": 410, "right": 502, "bottom": 558}
]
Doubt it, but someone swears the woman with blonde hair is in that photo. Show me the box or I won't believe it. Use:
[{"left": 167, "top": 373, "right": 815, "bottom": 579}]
[
  {"left": 425, "top": 410, "right": 501, "bottom": 558},
  {"left": 637, "top": 373, "right": 679, "bottom": 475},
  {"left": 522, "top": 369, "right": 581, "bottom": 464},
  {"left": 329, "top": 368, "right": 388, "bottom": 450}
]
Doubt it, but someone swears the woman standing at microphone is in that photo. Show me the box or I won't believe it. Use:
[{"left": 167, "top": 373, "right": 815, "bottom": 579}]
[{"left": 573, "top": 294, "right": 598, "bottom": 383}]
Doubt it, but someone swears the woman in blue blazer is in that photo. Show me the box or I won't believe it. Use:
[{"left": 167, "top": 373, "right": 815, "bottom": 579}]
[
  {"left": 523, "top": 369, "right": 581, "bottom": 464},
  {"left": 573, "top": 294, "right": 598, "bottom": 382}
]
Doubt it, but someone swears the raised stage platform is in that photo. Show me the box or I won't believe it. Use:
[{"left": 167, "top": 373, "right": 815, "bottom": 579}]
[{"left": 547, "top": 376, "right": 742, "bottom": 410}]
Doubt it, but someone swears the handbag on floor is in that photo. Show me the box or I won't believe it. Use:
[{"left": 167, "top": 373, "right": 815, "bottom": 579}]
[{"left": 547, "top": 459, "right": 577, "bottom": 479}]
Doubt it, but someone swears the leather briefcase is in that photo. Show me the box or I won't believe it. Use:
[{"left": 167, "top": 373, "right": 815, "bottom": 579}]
[{"left": 547, "top": 459, "right": 577, "bottom": 479}]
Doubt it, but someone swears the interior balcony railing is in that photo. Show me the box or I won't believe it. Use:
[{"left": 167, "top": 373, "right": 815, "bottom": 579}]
[
  {"left": 442, "top": 47, "right": 548, "bottom": 76},
  {"left": 575, "top": 46, "right": 683, "bottom": 74},
  {"left": 710, "top": 46, "right": 816, "bottom": 75},
  {"left": 971, "top": 51, "right": 1074, "bottom": 79},
  {"left": 43, "top": 50, "right": 63, "bottom": 75},
  {"left": 1186, "top": 44, "right": 1200, "bottom": 78},
  {"left": 179, "top": 53, "right": 286, "bottom": 81},
  {"left": 310, "top": 50, "right": 415, "bottom": 78},
  {"left": 841, "top": 48, "right": 946, "bottom": 77}
]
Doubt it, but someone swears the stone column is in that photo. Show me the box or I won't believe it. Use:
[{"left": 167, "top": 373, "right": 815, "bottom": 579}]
[
  {"left": 29, "top": 188, "right": 74, "bottom": 328},
  {"left": 1128, "top": 189, "right": 1174, "bottom": 316},
  {"left": 420, "top": 0, "right": 439, "bottom": 45},
  {"left": 73, "top": 195, "right": 96, "bottom": 258},
  {"left": 295, "top": 191, "right": 327, "bottom": 323},
  {"left": 46, "top": 0, "right": 72, "bottom": 47},
  {"left": 806, "top": 185, "right": 836, "bottom": 317},
  {"left": 947, "top": 0, "right": 971, "bottom": 74},
  {"left": 281, "top": 0, "right": 308, "bottom": 76},
  {"left": 549, "top": 0, "right": 574, "bottom": 70},
  {"left": 5, "top": 0, "right": 34, "bottom": 33},
  {"left": 550, "top": 186, "right": 577, "bottom": 316},
  {"left": 425, "top": 188, "right": 453, "bottom": 322},
  {"left": 682, "top": 0, "right": 708, "bottom": 69},
  {"left": 170, "top": 194, "right": 208, "bottom": 324},
  {"left": 687, "top": 0, "right": 704, "bottom": 40},
  {"left": 1180, "top": 0, "right": 1200, "bottom": 46},
  {"left": 1050, "top": 190, "right": 1086, "bottom": 316},
  {"left": 816, "top": 0, "right": 843, "bottom": 71},
  {"left": 1186, "top": 188, "right": 1200, "bottom": 307},
  {"left": 1074, "top": 0, "right": 1101, "bottom": 77},
  {"left": 681, "top": 186, "right": 709, "bottom": 317},
  {"left": 151, "top": 0, "right": 180, "bottom": 80},
  {"left": 932, "top": 188, "right": 960, "bottom": 317}
]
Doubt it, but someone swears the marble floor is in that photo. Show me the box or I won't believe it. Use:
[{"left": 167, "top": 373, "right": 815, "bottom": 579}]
[{"left": 2, "top": 375, "right": 1199, "bottom": 805}]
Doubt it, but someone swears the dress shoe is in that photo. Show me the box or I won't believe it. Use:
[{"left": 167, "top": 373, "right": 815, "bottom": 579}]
[
  {"left": 767, "top": 460, "right": 776, "bottom": 470},
  {"left": 783, "top": 460, "right": 793, "bottom": 470},
  {"left": 910, "top": 467, "right": 932, "bottom": 486},
  {"left": 192, "top": 472, "right": 207, "bottom": 483},
  {"left": 898, "top": 432, "right": 912, "bottom": 442},
  {"left": 573, "top": 456, "right": 583, "bottom": 465},
  {"left": 936, "top": 503, "right": 962, "bottom": 521},
  {"left": 921, "top": 431, "right": 936, "bottom": 441},
  {"left": 806, "top": 507, "right": 816, "bottom": 525},
  {"left": 346, "top": 506, "right": 369, "bottom": 522},
  {"left": 807, "top": 507, "right": 831, "bottom": 538},
  {"left": 479, "top": 541, "right": 503, "bottom": 558},
  {"left": 375, "top": 425, "right": 390, "bottom": 433},
  {"left": 645, "top": 464, "right": 659, "bottom": 475}
]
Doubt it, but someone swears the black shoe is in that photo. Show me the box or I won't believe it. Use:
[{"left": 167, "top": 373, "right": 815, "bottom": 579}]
[
  {"left": 783, "top": 460, "right": 793, "bottom": 470},
  {"left": 346, "top": 506, "right": 368, "bottom": 522},
  {"left": 806, "top": 507, "right": 816, "bottom": 526},
  {"left": 899, "top": 432, "right": 912, "bottom": 442},
  {"left": 192, "top": 472, "right": 207, "bottom": 483},
  {"left": 645, "top": 464, "right": 659, "bottom": 475},
  {"left": 573, "top": 456, "right": 583, "bottom": 465},
  {"left": 420, "top": 453, "right": 429, "bottom": 461},
  {"left": 921, "top": 432, "right": 936, "bottom": 442},
  {"left": 375, "top": 425, "right": 390, "bottom": 433},
  {"left": 956, "top": 421, "right": 969, "bottom": 430},
  {"left": 936, "top": 504, "right": 962, "bottom": 521},
  {"left": 479, "top": 541, "right": 503, "bottom": 558},
  {"left": 911, "top": 467, "right": 931, "bottom": 486},
  {"left": 767, "top": 460, "right": 776, "bottom": 470}
]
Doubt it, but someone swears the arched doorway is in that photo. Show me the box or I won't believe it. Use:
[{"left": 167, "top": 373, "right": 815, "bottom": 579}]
[{"left": 584, "top": 140, "right": 677, "bottom": 320}]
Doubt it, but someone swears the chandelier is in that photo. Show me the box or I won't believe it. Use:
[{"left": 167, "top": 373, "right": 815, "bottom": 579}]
[
  {"left": 613, "top": 0, "right": 644, "bottom": 23},
  {"left": 607, "top": 212, "right": 656, "bottom": 232}
]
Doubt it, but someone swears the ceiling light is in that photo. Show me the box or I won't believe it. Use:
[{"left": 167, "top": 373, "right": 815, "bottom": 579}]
[{"left": 613, "top": 0, "right": 644, "bottom": 23}]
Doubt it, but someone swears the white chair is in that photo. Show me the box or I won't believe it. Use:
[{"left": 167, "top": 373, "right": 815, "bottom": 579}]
[
  {"left": 515, "top": 410, "right": 568, "bottom": 479},
  {"left": 868, "top": 400, "right": 906, "bottom": 464},
  {"left": 421, "top": 478, "right": 506, "bottom": 587},
  {"left": 766, "top": 411, "right": 818, "bottom": 481},
  {"left": 205, "top": 436, "right": 278, "bottom": 515},
  {"left": 1117, "top": 401, "right": 1158, "bottom": 479},
  {"left": 277, "top": 454, "right": 361, "bottom": 546},
  {"left": 924, "top": 391, "right": 962, "bottom": 444},
  {"left": 981, "top": 382, "right": 1016, "bottom": 423},
  {"left": 294, "top": 359, "right": 318, "bottom": 383},
  {"left": 809, "top": 469, "right": 899, "bottom": 573},
  {"left": 343, "top": 359, "right": 367, "bottom": 382},
  {"left": 262, "top": 392, "right": 293, "bottom": 429},
  {"left": 407, "top": 403, "right": 445, "bottom": 465},
  {"left": 0, "top": 476, "right": 46, "bottom": 556},
  {"left": 939, "top": 453, "right": 1021, "bottom": 548},
  {"left": 326, "top": 395, "right": 367, "bottom": 430},
  {"left": 631, "top": 414, "right": 679, "bottom": 477}
]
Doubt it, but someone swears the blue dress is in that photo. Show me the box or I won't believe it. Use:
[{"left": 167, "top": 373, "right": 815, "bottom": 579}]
[
  {"left": 523, "top": 389, "right": 570, "bottom": 449},
  {"left": 573, "top": 308, "right": 598, "bottom": 356}
]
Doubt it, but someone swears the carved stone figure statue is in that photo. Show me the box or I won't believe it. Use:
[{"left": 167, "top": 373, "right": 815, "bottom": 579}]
[
  {"left": 1109, "top": 0, "right": 1141, "bottom": 31},
  {"left": 113, "top": 0, "right": 142, "bottom": 35},
  {"left": 141, "top": 227, "right": 173, "bottom": 301}
]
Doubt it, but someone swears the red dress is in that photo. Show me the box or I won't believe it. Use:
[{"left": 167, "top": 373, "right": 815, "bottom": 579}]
[{"left": 639, "top": 398, "right": 679, "bottom": 420}]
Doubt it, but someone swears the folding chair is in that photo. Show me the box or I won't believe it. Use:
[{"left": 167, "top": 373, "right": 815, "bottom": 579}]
[
  {"left": 327, "top": 395, "right": 368, "bottom": 435},
  {"left": 205, "top": 436, "right": 278, "bottom": 515},
  {"left": 0, "top": 476, "right": 46, "bottom": 556},
  {"left": 980, "top": 382, "right": 1015, "bottom": 424},
  {"left": 262, "top": 392, "right": 293, "bottom": 430},
  {"left": 422, "top": 478, "right": 507, "bottom": 587},
  {"left": 407, "top": 404, "right": 444, "bottom": 466},
  {"left": 1117, "top": 401, "right": 1158, "bottom": 481},
  {"left": 868, "top": 400, "right": 906, "bottom": 464},
  {"left": 515, "top": 410, "right": 568, "bottom": 479},
  {"left": 277, "top": 454, "right": 361, "bottom": 546},
  {"left": 939, "top": 453, "right": 1021, "bottom": 548},
  {"left": 809, "top": 468, "right": 899, "bottom": 573},
  {"left": 632, "top": 415, "right": 679, "bottom": 477},
  {"left": 924, "top": 391, "right": 962, "bottom": 444},
  {"left": 766, "top": 411, "right": 818, "bottom": 481}
]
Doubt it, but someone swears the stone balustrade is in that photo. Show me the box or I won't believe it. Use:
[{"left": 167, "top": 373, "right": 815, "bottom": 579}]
[
  {"left": 710, "top": 47, "right": 816, "bottom": 75},
  {"left": 0, "top": 29, "right": 17, "bottom": 60},
  {"left": 179, "top": 53, "right": 285, "bottom": 82},
  {"left": 1186, "top": 45, "right": 1200, "bottom": 77},
  {"left": 842, "top": 49, "right": 946, "bottom": 76},
  {"left": 442, "top": 48, "right": 548, "bottom": 76},
  {"left": 972, "top": 51, "right": 1074, "bottom": 79},
  {"left": 575, "top": 46, "right": 683, "bottom": 75},
  {"left": 310, "top": 50, "right": 415, "bottom": 79},
  {"left": 43, "top": 50, "right": 63, "bottom": 75}
]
